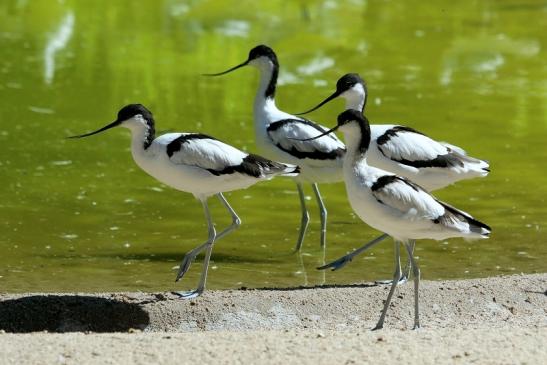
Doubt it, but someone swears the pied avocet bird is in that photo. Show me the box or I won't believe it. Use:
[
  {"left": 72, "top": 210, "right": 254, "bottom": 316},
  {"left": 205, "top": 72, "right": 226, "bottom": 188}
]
[
  {"left": 298, "top": 73, "right": 490, "bottom": 274},
  {"left": 298, "top": 73, "right": 490, "bottom": 189},
  {"left": 69, "top": 104, "right": 299, "bottom": 298},
  {"left": 299, "top": 109, "right": 491, "bottom": 329},
  {"left": 204, "top": 45, "right": 345, "bottom": 252}
]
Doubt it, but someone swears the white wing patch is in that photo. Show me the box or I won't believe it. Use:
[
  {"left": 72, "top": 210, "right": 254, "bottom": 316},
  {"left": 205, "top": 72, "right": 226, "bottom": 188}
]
[
  {"left": 165, "top": 133, "right": 247, "bottom": 171},
  {"left": 376, "top": 127, "right": 449, "bottom": 162},
  {"left": 372, "top": 176, "right": 445, "bottom": 219}
]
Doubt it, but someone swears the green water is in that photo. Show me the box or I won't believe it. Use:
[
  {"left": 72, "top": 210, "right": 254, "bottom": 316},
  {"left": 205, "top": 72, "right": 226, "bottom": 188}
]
[{"left": 1, "top": 0, "right": 546, "bottom": 293}]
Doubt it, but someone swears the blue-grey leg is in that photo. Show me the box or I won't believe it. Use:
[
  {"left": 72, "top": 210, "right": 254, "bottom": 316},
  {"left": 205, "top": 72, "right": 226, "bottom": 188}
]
[
  {"left": 174, "top": 193, "right": 240, "bottom": 299},
  {"left": 401, "top": 240, "right": 415, "bottom": 281},
  {"left": 174, "top": 198, "right": 216, "bottom": 298},
  {"left": 318, "top": 233, "right": 389, "bottom": 271},
  {"left": 187, "top": 193, "right": 240, "bottom": 297},
  {"left": 375, "top": 246, "right": 408, "bottom": 285},
  {"left": 215, "top": 193, "right": 242, "bottom": 241},
  {"left": 311, "top": 183, "right": 327, "bottom": 248},
  {"left": 373, "top": 240, "right": 402, "bottom": 331},
  {"left": 404, "top": 240, "right": 420, "bottom": 329},
  {"left": 295, "top": 182, "right": 310, "bottom": 251}
]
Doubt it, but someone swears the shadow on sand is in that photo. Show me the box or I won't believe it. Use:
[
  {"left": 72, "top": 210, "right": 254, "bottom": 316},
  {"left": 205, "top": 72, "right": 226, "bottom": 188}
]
[{"left": 0, "top": 295, "right": 149, "bottom": 333}]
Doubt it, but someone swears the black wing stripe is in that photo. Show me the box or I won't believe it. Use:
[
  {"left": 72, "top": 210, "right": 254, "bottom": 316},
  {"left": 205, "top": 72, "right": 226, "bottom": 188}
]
[
  {"left": 376, "top": 127, "right": 466, "bottom": 168},
  {"left": 207, "top": 154, "right": 292, "bottom": 178},
  {"left": 371, "top": 175, "right": 420, "bottom": 192},
  {"left": 376, "top": 126, "right": 425, "bottom": 145},
  {"left": 267, "top": 119, "right": 345, "bottom": 160},
  {"left": 378, "top": 149, "right": 465, "bottom": 168},
  {"left": 166, "top": 134, "right": 296, "bottom": 178},
  {"left": 267, "top": 118, "right": 341, "bottom": 143},
  {"left": 436, "top": 201, "right": 491, "bottom": 232},
  {"left": 273, "top": 143, "right": 344, "bottom": 160},
  {"left": 268, "top": 118, "right": 326, "bottom": 134},
  {"left": 166, "top": 133, "right": 219, "bottom": 158}
]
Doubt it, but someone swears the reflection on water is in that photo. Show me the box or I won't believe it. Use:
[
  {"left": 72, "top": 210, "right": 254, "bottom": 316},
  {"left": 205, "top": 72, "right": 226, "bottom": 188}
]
[
  {"left": 44, "top": 11, "right": 74, "bottom": 85},
  {"left": 297, "top": 55, "right": 335, "bottom": 76},
  {"left": 0, "top": 0, "right": 546, "bottom": 293},
  {"left": 215, "top": 20, "right": 250, "bottom": 38},
  {"left": 439, "top": 34, "right": 540, "bottom": 86}
]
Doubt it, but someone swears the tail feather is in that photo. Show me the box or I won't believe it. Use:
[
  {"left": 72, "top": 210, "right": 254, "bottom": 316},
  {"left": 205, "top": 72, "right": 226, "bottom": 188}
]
[
  {"left": 439, "top": 201, "right": 491, "bottom": 237},
  {"left": 448, "top": 147, "right": 490, "bottom": 177},
  {"left": 243, "top": 153, "right": 300, "bottom": 178},
  {"left": 279, "top": 163, "right": 300, "bottom": 177},
  {"left": 440, "top": 141, "right": 490, "bottom": 176},
  {"left": 440, "top": 142, "right": 467, "bottom": 156}
]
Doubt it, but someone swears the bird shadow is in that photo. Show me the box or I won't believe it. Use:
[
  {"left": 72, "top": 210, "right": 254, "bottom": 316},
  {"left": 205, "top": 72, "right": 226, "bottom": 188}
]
[
  {"left": 524, "top": 289, "right": 547, "bottom": 296},
  {"left": 0, "top": 295, "right": 149, "bottom": 333},
  {"left": 249, "top": 282, "right": 380, "bottom": 291}
]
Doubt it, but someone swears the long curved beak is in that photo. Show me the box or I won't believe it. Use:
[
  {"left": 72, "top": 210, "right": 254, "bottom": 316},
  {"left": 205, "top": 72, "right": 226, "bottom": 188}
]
[
  {"left": 67, "top": 119, "right": 121, "bottom": 139},
  {"left": 289, "top": 125, "right": 339, "bottom": 142},
  {"left": 295, "top": 89, "right": 342, "bottom": 115},
  {"left": 202, "top": 60, "right": 249, "bottom": 76}
]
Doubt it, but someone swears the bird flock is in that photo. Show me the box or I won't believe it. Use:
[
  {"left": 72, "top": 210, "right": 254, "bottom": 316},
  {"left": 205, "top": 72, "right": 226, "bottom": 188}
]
[{"left": 70, "top": 44, "right": 491, "bottom": 330}]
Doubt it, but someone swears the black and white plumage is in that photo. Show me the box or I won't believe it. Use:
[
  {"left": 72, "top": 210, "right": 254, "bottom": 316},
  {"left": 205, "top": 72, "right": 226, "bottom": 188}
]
[
  {"left": 297, "top": 73, "right": 490, "bottom": 191},
  {"left": 305, "top": 109, "right": 490, "bottom": 329},
  {"left": 301, "top": 73, "right": 490, "bottom": 278},
  {"left": 205, "top": 45, "right": 346, "bottom": 251},
  {"left": 69, "top": 104, "right": 299, "bottom": 298},
  {"left": 266, "top": 118, "right": 345, "bottom": 162}
]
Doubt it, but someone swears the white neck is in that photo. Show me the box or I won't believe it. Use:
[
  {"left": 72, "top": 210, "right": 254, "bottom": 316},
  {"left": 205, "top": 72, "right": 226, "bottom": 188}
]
[
  {"left": 124, "top": 120, "right": 153, "bottom": 157},
  {"left": 344, "top": 95, "right": 365, "bottom": 113},
  {"left": 253, "top": 62, "right": 279, "bottom": 126},
  {"left": 340, "top": 124, "right": 368, "bottom": 169},
  {"left": 343, "top": 84, "right": 366, "bottom": 112}
]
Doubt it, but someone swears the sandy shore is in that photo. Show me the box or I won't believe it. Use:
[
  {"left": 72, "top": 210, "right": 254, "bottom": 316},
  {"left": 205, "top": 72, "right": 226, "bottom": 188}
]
[{"left": 1, "top": 273, "right": 545, "bottom": 364}]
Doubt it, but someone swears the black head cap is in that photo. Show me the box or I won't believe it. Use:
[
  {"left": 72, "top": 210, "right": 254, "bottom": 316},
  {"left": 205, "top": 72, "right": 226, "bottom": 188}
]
[
  {"left": 117, "top": 104, "right": 155, "bottom": 149},
  {"left": 336, "top": 73, "right": 365, "bottom": 93},
  {"left": 67, "top": 103, "right": 154, "bottom": 140},
  {"left": 248, "top": 44, "right": 278, "bottom": 62},
  {"left": 117, "top": 104, "right": 153, "bottom": 122}
]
